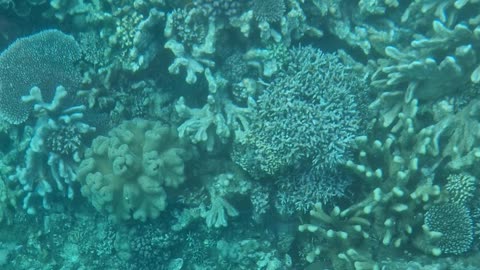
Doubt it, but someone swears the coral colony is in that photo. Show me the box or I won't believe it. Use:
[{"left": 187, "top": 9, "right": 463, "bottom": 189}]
[{"left": 0, "top": 0, "right": 480, "bottom": 269}]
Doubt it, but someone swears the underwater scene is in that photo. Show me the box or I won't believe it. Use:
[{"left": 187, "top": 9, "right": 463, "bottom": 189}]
[{"left": 1, "top": 0, "right": 480, "bottom": 269}]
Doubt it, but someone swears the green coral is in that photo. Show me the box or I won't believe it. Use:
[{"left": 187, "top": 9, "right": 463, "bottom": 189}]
[{"left": 77, "top": 119, "right": 192, "bottom": 222}]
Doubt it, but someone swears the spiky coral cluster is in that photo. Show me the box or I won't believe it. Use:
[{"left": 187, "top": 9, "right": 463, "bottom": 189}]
[
  {"left": 8, "top": 85, "right": 95, "bottom": 214},
  {"left": 234, "top": 46, "right": 368, "bottom": 176},
  {"left": 298, "top": 98, "right": 437, "bottom": 268},
  {"left": 298, "top": 83, "right": 480, "bottom": 267},
  {"left": 275, "top": 168, "right": 351, "bottom": 215}
]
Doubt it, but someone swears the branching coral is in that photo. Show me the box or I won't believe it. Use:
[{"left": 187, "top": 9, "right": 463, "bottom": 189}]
[
  {"left": 9, "top": 86, "right": 94, "bottom": 214},
  {"left": 275, "top": 168, "right": 351, "bottom": 216},
  {"left": 233, "top": 46, "right": 368, "bottom": 176},
  {"left": 370, "top": 3, "right": 480, "bottom": 100},
  {"left": 0, "top": 175, "right": 18, "bottom": 224},
  {"left": 230, "top": 0, "right": 322, "bottom": 45},
  {"left": 175, "top": 70, "right": 254, "bottom": 152},
  {"left": 298, "top": 96, "right": 444, "bottom": 268},
  {"left": 194, "top": 0, "right": 246, "bottom": 19},
  {"left": 164, "top": 7, "right": 216, "bottom": 84}
]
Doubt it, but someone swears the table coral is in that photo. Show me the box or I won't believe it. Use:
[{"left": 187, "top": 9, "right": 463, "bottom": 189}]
[{"left": 0, "top": 29, "right": 81, "bottom": 124}]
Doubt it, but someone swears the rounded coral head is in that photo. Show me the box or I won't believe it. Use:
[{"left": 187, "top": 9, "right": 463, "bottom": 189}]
[{"left": 77, "top": 119, "right": 192, "bottom": 222}]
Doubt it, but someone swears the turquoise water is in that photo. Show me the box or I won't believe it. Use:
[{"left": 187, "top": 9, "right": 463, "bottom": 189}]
[{"left": 0, "top": 1, "right": 479, "bottom": 269}]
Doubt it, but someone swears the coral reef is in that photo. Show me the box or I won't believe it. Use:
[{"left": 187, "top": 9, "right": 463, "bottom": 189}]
[
  {"left": 9, "top": 85, "right": 94, "bottom": 214},
  {"left": 194, "top": 0, "right": 246, "bottom": 19},
  {"left": 2, "top": 1, "right": 480, "bottom": 269}
]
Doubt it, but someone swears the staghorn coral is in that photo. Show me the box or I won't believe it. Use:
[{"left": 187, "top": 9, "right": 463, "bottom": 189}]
[
  {"left": 297, "top": 96, "right": 449, "bottom": 268},
  {"left": 243, "top": 42, "right": 290, "bottom": 77},
  {"left": 415, "top": 97, "right": 480, "bottom": 174},
  {"left": 298, "top": 203, "right": 378, "bottom": 269},
  {"left": 275, "top": 168, "right": 351, "bottom": 216},
  {"left": 164, "top": 7, "right": 216, "bottom": 84},
  {"left": 46, "top": 1, "right": 166, "bottom": 78},
  {"left": 233, "top": 46, "right": 368, "bottom": 176},
  {"left": 300, "top": 0, "right": 401, "bottom": 56},
  {"left": 77, "top": 118, "right": 193, "bottom": 221},
  {"left": 403, "top": 0, "right": 478, "bottom": 25},
  {"left": 172, "top": 161, "right": 253, "bottom": 229},
  {"left": 230, "top": 0, "right": 322, "bottom": 45},
  {"left": 199, "top": 172, "right": 251, "bottom": 228},
  {"left": 0, "top": 29, "right": 81, "bottom": 124},
  {"left": 370, "top": 2, "right": 480, "bottom": 100}
]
